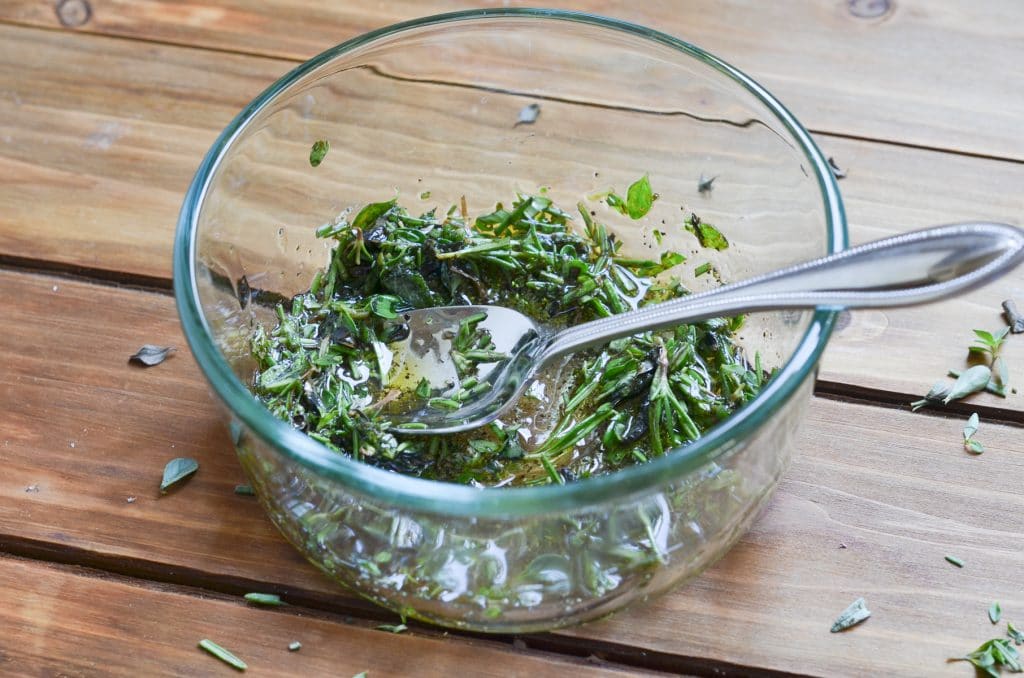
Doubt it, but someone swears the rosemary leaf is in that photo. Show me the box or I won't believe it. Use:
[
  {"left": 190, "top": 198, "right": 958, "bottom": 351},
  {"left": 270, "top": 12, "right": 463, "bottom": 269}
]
[
  {"left": 991, "top": 601, "right": 1003, "bottom": 624},
  {"left": 945, "top": 555, "right": 965, "bottom": 568},
  {"left": 514, "top": 103, "right": 540, "bottom": 127},
  {"left": 198, "top": 639, "right": 247, "bottom": 671},
  {"left": 376, "top": 623, "right": 407, "bottom": 633},
  {"left": 244, "top": 592, "right": 284, "bottom": 606}
]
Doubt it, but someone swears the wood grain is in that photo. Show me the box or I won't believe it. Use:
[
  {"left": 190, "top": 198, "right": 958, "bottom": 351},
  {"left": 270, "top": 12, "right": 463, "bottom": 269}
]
[
  {"left": 0, "top": 555, "right": 640, "bottom": 677},
  {"left": 1, "top": 269, "right": 1021, "bottom": 676},
  {"left": 3, "top": 1, "right": 1022, "bottom": 161}
]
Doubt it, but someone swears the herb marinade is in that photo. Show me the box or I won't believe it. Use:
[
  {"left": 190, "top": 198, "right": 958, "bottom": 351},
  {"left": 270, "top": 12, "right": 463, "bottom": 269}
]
[{"left": 251, "top": 192, "right": 762, "bottom": 486}]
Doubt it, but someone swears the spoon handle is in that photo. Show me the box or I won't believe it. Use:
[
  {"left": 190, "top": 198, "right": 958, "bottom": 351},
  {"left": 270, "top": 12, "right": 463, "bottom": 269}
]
[{"left": 540, "top": 222, "right": 1024, "bottom": 363}]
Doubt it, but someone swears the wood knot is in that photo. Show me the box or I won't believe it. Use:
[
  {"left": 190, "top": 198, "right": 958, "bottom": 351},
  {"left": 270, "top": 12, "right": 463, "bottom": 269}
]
[
  {"left": 847, "top": 0, "right": 893, "bottom": 19},
  {"left": 55, "top": 0, "right": 92, "bottom": 28}
]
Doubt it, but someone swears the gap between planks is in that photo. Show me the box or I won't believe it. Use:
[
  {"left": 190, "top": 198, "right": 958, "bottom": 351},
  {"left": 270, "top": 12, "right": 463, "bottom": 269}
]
[
  {"left": 1, "top": 16, "right": 1021, "bottom": 169},
  {"left": 0, "top": 541, "right": 788, "bottom": 678}
]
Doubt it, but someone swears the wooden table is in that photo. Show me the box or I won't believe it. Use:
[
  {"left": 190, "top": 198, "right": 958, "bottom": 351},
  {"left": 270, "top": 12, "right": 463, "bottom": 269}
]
[{"left": 1, "top": 2, "right": 1022, "bottom": 676}]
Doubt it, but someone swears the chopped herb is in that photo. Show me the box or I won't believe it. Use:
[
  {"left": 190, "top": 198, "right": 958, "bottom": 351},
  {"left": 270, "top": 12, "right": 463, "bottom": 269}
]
[
  {"left": 694, "top": 262, "right": 713, "bottom": 277},
  {"left": 963, "top": 413, "right": 980, "bottom": 440},
  {"left": 244, "top": 592, "right": 284, "bottom": 606},
  {"left": 1008, "top": 621, "right": 1024, "bottom": 645},
  {"left": 652, "top": 229, "right": 664, "bottom": 245},
  {"left": 943, "top": 365, "right": 992, "bottom": 404},
  {"left": 288, "top": 641, "right": 302, "bottom": 652},
  {"left": 198, "top": 639, "right": 247, "bottom": 671},
  {"left": 419, "top": 191, "right": 431, "bottom": 200},
  {"left": 514, "top": 103, "right": 540, "bottom": 126},
  {"left": 827, "top": 156, "right": 847, "bottom": 179},
  {"left": 309, "top": 139, "right": 329, "bottom": 167},
  {"left": 368, "top": 294, "right": 402, "bottom": 319},
  {"left": 352, "top": 673, "right": 368, "bottom": 678},
  {"left": 945, "top": 555, "right": 965, "bottom": 568},
  {"left": 1002, "top": 299, "right": 1024, "bottom": 333},
  {"left": 684, "top": 213, "right": 729, "bottom": 250},
  {"left": 966, "top": 438, "right": 985, "bottom": 454},
  {"left": 607, "top": 175, "right": 655, "bottom": 219},
  {"left": 956, "top": 638, "right": 1021, "bottom": 675},
  {"left": 24, "top": 484, "right": 39, "bottom": 493},
  {"left": 129, "top": 344, "right": 175, "bottom": 367},
  {"left": 698, "top": 173, "right": 717, "bottom": 194},
  {"left": 991, "top": 602, "right": 1003, "bottom": 624},
  {"left": 376, "top": 623, "right": 407, "bottom": 633},
  {"left": 234, "top": 484, "right": 255, "bottom": 496},
  {"left": 160, "top": 457, "right": 198, "bottom": 492},
  {"left": 830, "top": 597, "right": 871, "bottom": 632}
]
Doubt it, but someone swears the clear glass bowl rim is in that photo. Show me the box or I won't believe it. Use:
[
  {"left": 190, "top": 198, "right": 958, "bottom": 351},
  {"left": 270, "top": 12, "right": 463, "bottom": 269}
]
[{"left": 173, "top": 7, "right": 848, "bottom": 518}]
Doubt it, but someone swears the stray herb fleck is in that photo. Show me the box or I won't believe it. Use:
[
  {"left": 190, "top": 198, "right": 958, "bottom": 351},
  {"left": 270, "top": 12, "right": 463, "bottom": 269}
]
[
  {"left": 830, "top": 597, "right": 871, "bottom": 632},
  {"left": 376, "top": 623, "right": 407, "bottom": 634},
  {"left": 160, "top": 457, "right": 199, "bottom": 493},
  {"left": 514, "top": 103, "right": 541, "bottom": 127},
  {"left": 956, "top": 637, "right": 1020, "bottom": 675},
  {"left": 1008, "top": 621, "right": 1024, "bottom": 645},
  {"left": 234, "top": 484, "right": 255, "bottom": 496},
  {"left": 129, "top": 345, "right": 175, "bottom": 367},
  {"left": 244, "top": 592, "right": 284, "bottom": 606},
  {"left": 945, "top": 555, "right": 965, "bottom": 568},
  {"left": 198, "top": 639, "right": 247, "bottom": 671},
  {"left": 698, "top": 173, "right": 717, "bottom": 194},
  {"left": 288, "top": 641, "right": 302, "bottom": 652},
  {"left": 991, "top": 601, "right": 1003, "bottom": 624},
  {"left": 827, "top": 156, "right": 847, "bottom": 179},
  {"left": 309, "top": 139, "right": 329, "bottom": 167}
]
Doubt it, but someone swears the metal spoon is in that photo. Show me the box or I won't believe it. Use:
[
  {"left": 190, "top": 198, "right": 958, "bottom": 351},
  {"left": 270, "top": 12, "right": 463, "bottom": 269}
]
[{"left": 383, "top": 222, "right": 1024, "bottom": 434}]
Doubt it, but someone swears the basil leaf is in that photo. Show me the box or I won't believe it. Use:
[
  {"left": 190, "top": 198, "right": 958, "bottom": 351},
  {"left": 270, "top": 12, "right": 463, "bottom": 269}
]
[
  {"left": 309, "top": 139, "right": 329, "bottom": 167},
  {"left": 198, "top": 639, "right": 247, "bottom": 671},
  {"left": 625, "top": 174, "right": 654, "bottom": 219},
  {"left": 943, "top": 365, "right": 991, "bottom": 403},
  {"left": 514, "top": 103, "right": 540, "bottom": 126},
  {"left": 129, "top": 344, "right": 175, "bottom": 367},
  {"left": 830, "top": 597, "right": 871, "bottom": 632},
  {"left": 244, "top": 592, "right": 284, "bottom": 606},
  {"left": 991, "top": 601, "right": 1003, "bottom": 624},
  {"left": 160, "top": 457, "right": 198, "bottom": 492},
  {"left": 963, "top": 413, "right": 980, "bottom": 441}
]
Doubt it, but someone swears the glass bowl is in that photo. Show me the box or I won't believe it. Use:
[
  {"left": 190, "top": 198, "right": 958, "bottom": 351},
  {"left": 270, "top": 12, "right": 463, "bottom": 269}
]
[{"left": 174, "top": 9, "right": 845, "bottom": 632}]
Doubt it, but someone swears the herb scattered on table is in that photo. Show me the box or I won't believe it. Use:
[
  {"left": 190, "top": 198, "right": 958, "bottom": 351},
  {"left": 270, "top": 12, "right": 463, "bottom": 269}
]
[
  {"left": 830, "top": 597, "right": 871, "bottom": 632},
  {"left": 694, "top": 262, "right": 713, "bottom": 277},
  {"left": 198, "top": 639, "right": 247, "bottom": 671},
  {"left": 352, "top": 672, "right": 368, "bottom": 678},
  {"left": 514, "top": 103, "right": 540, "bottom": 127},
  {"left": 956, "top": 638, "right": 1020, "bottom": 676},
  {"left": 963, "top": 413, "right": 985, "bottom": 454},
  {"left": 684, "top": 213, "right": 729, "bottom": 251},
  {"left": 698, "top": 173, "right": 717, "bottom": 194},
  {"left": 234, "top": 484, "right": 255, "bottom": 496},
  {"left": 945, "top": 555, "right": 965, "bottom": 568},
  {"left": 24, "top": 484, "right": 39, "bottom": 493},
  {"left": 160, "top": 457, "right": 198, "bottom": 493},
  {"left": 251, "top": 191, "right": 761, "bottom": 486},
  {"left": 991, "top": 602, "right": 1003, "bottom": 624},
  {"left": 1008, "top": 622, "right": 1024, "bottom": 646},
  {"left": 827, "top": 156, "right": 847, "bottom": 180},
  {"left": 288, "top": 641, "right": 302, "bottom": 652},
  {"left": 126, "top": 496, "right": 136, "bottom": 504},
  {"left": 606, "top": 174, "right": 654, "bottom": 219},
  {"left": 376, "top": 623, "right": 407, "bottom": 633},
  {"left": 1003, "top": 299, "right": 1024, "bottom": 334},
  {"left": 244, "top": 592, "right": 284, "bottom": 606},
  {"left": 129, "top": 344, "right": 175, "bottom": 367},
  {"left": 309, "top": 139, "right": 330, "bottom": 167}
]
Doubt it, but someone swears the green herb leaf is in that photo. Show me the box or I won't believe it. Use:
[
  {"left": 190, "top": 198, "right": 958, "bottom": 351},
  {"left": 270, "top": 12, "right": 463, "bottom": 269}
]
[
  {"left": 129, "top": 344, "right": 175, "bottom": 367},
  {"left": 352, "top": 199, "right": 396, "bottom": 232},
  {"left": 198, "top": 639, "right": 247, "bottom": 671},
  {"left": 698, "top": 174, "right": 717, "bottom": 194},
  {"left": 1008, "top": 621, "right": 1024, "bottom": 645},
  {"left": 368, "top": 294, "right": 402, "bottom": 319},
  {"left": 993, "top": 356, "right": 1009, "bottom": 390},
  {"left": 624, "top": 174, "right": 654, "bottom": 219},
  {"left": 945, "top": 555, "right": 965, "bottom": 568},
  {"left": 376, "top": 623, "right": 407, "bottom": 633},
  {"left": 694, "top": 262, "right": 713, "bottom": 277},
  {"left": 352, "top": 673, "right": 368, "bottom": 678},
  {"left": 964, "top": 412, "right": 980, "bottom": 440},
  {"left": 233, "top": 484, "right": 255, "bottom": 496},
  {"left": 160, "top": 457, "right": 198, "bottom": 492},
  {"left": 911, "top": 381, "right": 951, "bottom": 411},
  {"left": 830, "top": 597, "right": 871, "bottom": 633},
  {"left": 943, "top": 365, "right": 991, "bottom": 403},
  {"left": 244, "top": 592, "right": 284, "bottom": 606},
  {"left": 309, "top": 139, "right": 330, "bottom": 167},
  {"left": 965, "top": 438, "right": 985, "bottom": 454},
  {"left": 685, "top": 214, "right": 729, "bottom": 250},
  {"left": 991, "top": 601, "right": 1003, "bottom": 624},
  {"left": 288, "top": 641, "right": 302, "bottom": 652},
  {"left": 415, "top": 377, "right": 431, "bottom": 400},
  {"left": 419, "top": 190, "right": 431, "bottom": 200},
  {"left": 957, "top": 638, "right": 1021, "bottom": 675}
]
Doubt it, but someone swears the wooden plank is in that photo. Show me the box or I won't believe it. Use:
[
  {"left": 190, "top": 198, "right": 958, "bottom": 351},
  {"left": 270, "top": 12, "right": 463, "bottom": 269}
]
[
  {"left": 1, "top": 268, "right": 1021, "bottom": 676},
  {"left": 1, "top": 26, "right": 1022, "bottom": 407},
  {"left": 0, "top": 556, "right": 638, "bottom": 677},
  {"left": 3, "top": 1, "right": 1022, "bottom": 161}
]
